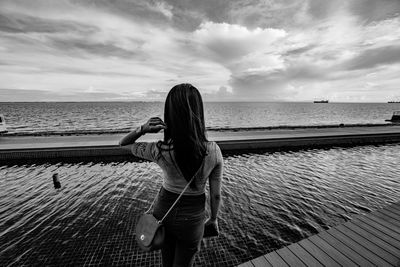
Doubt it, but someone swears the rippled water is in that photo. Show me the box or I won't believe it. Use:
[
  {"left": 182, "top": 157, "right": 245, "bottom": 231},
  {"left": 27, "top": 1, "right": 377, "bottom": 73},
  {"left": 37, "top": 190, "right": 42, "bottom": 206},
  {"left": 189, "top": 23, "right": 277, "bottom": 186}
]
[
  {"left": 1, "top": 102, "right": 398, "bottom": 135},
  {"left": 0, "top": 144, "right": 399, "bottom": 266}
]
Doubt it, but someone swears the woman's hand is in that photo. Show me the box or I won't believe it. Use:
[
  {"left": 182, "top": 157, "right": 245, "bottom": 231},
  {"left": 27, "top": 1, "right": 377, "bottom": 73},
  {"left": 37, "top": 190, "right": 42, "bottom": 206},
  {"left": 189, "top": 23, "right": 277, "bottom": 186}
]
[
  {"left": 141, "top": 117, "right": 167, "bottom": 134},
  {"left": 205, "top": 218, "right": 218, "bottom": 230},
  {"left": 119, "top": 117, "right": 165, "bottom": 146},
  {"left": 204, "top": 217, "right": 219, "bottom": 237}
]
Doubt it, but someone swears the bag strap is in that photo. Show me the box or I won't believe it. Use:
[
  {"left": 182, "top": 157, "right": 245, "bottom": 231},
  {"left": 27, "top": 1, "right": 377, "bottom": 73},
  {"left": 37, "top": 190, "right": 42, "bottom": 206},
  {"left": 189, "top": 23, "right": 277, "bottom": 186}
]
[
  {"left": 146, "top": 175, "right": 195, "bottom": 224},
  {"left": 159, "top": 175, "right": 195, "bottom": 223},
  {"left": 146, "top": 153, "right": 206, "bottom": 223}
]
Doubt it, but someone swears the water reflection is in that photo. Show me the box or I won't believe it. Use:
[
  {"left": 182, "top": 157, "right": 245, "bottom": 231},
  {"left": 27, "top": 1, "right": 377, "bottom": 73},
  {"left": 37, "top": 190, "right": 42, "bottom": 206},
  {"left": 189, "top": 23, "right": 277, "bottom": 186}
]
[{"left": 0, "top": 144, "right": 399, "bottom": 266}]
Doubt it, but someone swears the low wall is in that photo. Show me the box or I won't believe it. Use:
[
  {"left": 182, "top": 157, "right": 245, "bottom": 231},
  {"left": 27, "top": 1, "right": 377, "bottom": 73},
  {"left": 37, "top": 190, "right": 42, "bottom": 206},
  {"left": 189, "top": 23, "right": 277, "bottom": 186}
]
[{"left": 1, "top": 131, "right": 400, "bottom": 161}]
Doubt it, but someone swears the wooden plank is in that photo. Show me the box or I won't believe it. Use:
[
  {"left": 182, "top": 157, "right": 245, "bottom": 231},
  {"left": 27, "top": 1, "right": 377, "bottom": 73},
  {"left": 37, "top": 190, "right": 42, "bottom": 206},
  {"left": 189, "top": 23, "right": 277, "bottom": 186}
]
[
  {"left": 374, "top": 208, "right": 399, "bottom": 219},
  {"left": 298, "top": 238, "right": 340, "bottom": 267},
  {"left": 345, "top": 221, "right": 400, "bottom": 257},
  {"left": 263, "top": 251, "right": 289, "bottom": 267},
  {"left": 387, "top": 203, "right": 400, "bottom": 212},
  {"left": 238, "top": 261, "right": 255, "bottom": 267},
  {"left": 326, "top": 228, "right": 392, "bottom": 266},
  {"left": 318, "top": 231, "right": 375, "bottom": 267},
  {"left": 386, "top": 202, "right": 400, "bottom": 212},
  {"left": 286, "top": 243, "right": 322, "bottom": 267},
  {"left": 378, "top": 209, "right": 400, "bottom": 222},
  {"left": 354, "top": 217, "right": 400, "bottom": 248},
  {"left": 251, "top": 255, "right": 272, "bottom": 267},
  {"left": 387, "top": 209, "right": 400, "bottom": 219},
  {"left": 393, "top": 202, "right": 400, "bottom": 211},
  {"left": 276, "top": 247, "right": 307, "bottom": 267},
  {"left": 336, "top": 224, "right": 398, "bottom": 265},
  {"left": 237, "top": 202, "right": 400, "bottom": 267},
  {"left": 356, "top": 215, "right": 400, "bottom": 242},
  {"left": 308, "top": 235, "right": 357, "bottom": 266},
  {"left": 367, "top": 212, "right": 400, "bottom": 233},
  {"left": 392, "top": 201, "right": 400, "bottom": 208},
  {"left": 385, "top": 205, "right": 400, "bottom": 217},
  {"left": 393, "top": 207, "right": 400, "bottom": 215},
  {"left": 369, "top": 212, "right": 400, "bottom": 234},
  {"left": 380, "top": 208, "right": 400, "bottom": 221}
]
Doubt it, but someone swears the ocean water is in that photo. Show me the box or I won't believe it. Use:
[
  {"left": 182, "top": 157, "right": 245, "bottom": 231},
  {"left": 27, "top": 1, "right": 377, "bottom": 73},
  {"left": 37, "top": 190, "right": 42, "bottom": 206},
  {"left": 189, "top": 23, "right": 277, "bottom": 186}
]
[
  {"left": 0, "top": 102, "right": 398, "bottom": 135},
  {"left": 0, "top": 144, "right": 399, "bottom": 266},
  {"left": 1, "top": 101, "right": 400, "bottom": 266}
]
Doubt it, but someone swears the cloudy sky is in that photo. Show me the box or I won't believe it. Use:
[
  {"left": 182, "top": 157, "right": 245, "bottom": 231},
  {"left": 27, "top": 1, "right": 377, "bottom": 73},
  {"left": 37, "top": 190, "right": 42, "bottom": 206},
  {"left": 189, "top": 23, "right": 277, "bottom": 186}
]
[{"left": 0, "top": 0, "right": 400, "bottom": 102}]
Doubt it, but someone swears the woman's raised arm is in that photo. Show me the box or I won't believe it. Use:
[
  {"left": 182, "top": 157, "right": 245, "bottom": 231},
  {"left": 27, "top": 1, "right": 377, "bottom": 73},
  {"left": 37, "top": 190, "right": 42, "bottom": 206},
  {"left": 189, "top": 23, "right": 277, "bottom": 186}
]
[{"left": 119, "top": 117, "right": 166, "bottom": 146}]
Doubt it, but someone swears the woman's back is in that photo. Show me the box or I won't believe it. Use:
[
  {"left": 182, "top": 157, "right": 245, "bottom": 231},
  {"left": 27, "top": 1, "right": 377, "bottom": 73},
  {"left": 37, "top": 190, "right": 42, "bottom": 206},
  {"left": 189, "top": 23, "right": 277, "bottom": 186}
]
[{"left": 130, "top": 140, "right": 223, "bottom": 195}]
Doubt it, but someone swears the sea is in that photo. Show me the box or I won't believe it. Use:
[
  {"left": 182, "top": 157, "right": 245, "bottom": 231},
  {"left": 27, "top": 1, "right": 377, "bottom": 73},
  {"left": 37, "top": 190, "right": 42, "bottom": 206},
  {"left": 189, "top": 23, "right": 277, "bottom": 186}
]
[
  {"left": 0, "top": 101, "right": 399, "bottom": 135},
  {"left": 1, "top": 101, "right": 400, "bottom": 266}
]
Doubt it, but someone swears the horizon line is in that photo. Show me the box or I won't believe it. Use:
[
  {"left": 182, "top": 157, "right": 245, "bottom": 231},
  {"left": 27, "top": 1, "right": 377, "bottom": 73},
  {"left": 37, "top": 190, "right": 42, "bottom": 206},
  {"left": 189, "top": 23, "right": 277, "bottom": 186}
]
[{"left": 0, "top": 100, "right": 396, "bottom": 104}]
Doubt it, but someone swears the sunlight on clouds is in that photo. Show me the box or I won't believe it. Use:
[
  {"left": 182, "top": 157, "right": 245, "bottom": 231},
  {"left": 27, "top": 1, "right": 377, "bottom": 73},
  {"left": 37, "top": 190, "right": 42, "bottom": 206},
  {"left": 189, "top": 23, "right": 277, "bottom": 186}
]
[
  {"left": 194, "top": 22, "right": 286, "bottom": 61},
  {"left": 154, "top": 1, "right": 174, "bottom": 19},
  {"left": 0, "top": 0, "right": 400, "bottom": 101},
  {"left": 362, "top": 17, "right": 400, "bottom": 46},
  {"left": 0, "top": 0, "right": 229, "bottom": 97}
]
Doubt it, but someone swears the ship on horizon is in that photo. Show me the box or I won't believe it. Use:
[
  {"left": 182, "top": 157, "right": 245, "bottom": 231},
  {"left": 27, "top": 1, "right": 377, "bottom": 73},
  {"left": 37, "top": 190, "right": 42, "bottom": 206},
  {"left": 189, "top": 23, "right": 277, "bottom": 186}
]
[
  {"left": 388, "top": 101, "right": 400, "bottom": 103},
  {"left": 314, "top": 100, "right": 329, "bottom": 103},
  {"left": 385, "top": 111, "right": 400, "bottom": 122}
]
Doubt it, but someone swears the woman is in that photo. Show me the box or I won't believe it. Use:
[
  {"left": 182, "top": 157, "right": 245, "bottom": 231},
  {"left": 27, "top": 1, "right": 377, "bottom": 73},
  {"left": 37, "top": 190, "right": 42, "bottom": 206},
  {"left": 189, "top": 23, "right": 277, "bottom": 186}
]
[{"left": 119, "top": 83, "right": 223, "bottom": 267}]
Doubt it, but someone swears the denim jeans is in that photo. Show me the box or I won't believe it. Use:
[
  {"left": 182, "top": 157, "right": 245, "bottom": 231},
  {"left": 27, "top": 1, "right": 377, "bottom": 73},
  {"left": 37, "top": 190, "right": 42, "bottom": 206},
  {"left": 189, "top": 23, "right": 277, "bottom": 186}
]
[{"left": 153, "top": 187, "right": 205, "bottom": 267}]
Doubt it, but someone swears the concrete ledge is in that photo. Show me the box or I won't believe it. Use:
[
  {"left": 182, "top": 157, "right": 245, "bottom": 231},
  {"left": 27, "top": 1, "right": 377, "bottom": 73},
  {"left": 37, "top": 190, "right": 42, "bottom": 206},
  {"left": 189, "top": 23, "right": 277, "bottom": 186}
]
[
  {"left": 0, "top": 145, "right": 126, "bottom": 161},
  {"left": 217, "top": 132, "right": 400, "bottom": 151},
  {"left": 1, "top": 126, "right": 400, "bottom": 161}
]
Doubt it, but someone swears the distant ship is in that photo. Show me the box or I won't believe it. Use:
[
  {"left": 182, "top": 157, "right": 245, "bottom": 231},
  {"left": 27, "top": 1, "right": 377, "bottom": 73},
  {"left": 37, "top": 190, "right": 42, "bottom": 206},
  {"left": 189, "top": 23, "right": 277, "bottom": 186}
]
[
  {"left": 388, "top": 101, "right": 400, "bottom": 103},
  {"left": 386, "top": 111, "right": 400, "bottom": 122},
  {"left": 314, "top": 100, "right": 329, "bottom": 103}
]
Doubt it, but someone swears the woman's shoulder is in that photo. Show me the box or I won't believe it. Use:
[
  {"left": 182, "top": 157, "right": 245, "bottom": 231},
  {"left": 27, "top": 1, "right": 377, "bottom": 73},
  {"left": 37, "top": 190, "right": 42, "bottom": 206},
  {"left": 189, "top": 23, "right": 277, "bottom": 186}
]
[
  {"left": 206, "top": 141, "right": 216, "bottom": 149},
  {"left": 206, "top": 141, "right": 222, "bottom": 156},
  {"left": 208, "top": 140, "right": 221, "bottom": 148}
]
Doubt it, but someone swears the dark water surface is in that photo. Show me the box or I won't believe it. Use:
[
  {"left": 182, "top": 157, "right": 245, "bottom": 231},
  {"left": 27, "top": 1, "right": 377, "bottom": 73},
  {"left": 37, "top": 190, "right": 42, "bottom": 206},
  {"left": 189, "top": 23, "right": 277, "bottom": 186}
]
[
  {"left": 0, "top": 144, "right": 399, "bottom": 266},
  {"left": 1, "top": 102, "right": 398, "bottom": 135}
]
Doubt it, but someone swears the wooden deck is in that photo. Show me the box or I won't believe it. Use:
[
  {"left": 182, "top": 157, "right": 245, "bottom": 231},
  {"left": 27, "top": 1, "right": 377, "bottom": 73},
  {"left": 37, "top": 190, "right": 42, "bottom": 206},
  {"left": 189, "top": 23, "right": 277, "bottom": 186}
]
[{"left": 239, "top": 201, "right": 400, "bottom": 267}]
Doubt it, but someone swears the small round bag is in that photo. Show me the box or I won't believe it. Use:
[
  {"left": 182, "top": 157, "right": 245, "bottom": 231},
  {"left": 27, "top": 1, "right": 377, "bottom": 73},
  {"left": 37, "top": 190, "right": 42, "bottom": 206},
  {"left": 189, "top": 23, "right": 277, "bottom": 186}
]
[
  {"left": 135, "top": 213, "right": 165, "bottom": 251},
  {"left": 135, "top": 175, "right": 195, "bottom": 252}
]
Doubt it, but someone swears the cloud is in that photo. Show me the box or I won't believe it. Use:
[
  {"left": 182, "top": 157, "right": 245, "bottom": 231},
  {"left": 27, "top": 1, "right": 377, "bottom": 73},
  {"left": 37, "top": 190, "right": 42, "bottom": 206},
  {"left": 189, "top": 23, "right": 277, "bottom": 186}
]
[
  {"left": 193, "top": 22, "right": 286, "bottom": 62},
  {"left": 154, "top": 1, "right": 174, "bottom": 19},
  {"left": 202, "top": 86, "right": 235, "bottom": 101},
  {"left": 45, "top": 66, "right": 135, "bottom": 77},
  {"left": 306, "top": 0, "right": 346, "bottom": 21},
  {"left": 1, "top": 0, "right": 400, "bottom": 102},
  {"left": 229, "top": 0, "right": 308, "bottom": 29},
  {"left": 229, "top": 71, "right": 297, "bottom": 101},
  {"left": 284, "top": 45, "right": 317, "bottom": 56},
  {"left": 143, "top": 89, "right": 168, "bottom": 100},
  {"left": 228, "top": 61, "right": 328, "bottom": 101},
  {"left": 346, "top": 45, "right": 400, "bottom": 70},
  {"left": 0, "top": 12, "right": 96, "bottom": 34},
  {"left": 49, "top": 37, "right": 139, "bottom": 59},
  {"left": 0, "top": 88, "right": 125, "bottom": 101},
  {"left": 349, "top": 0, "right": 400, "bottom": 23}
]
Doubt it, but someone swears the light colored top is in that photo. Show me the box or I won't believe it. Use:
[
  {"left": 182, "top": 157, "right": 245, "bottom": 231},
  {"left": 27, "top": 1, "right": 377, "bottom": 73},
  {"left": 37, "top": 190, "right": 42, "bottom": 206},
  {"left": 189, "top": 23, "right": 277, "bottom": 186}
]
[{"left": 130, "top": 141, "right": 223, "bottom": 195}]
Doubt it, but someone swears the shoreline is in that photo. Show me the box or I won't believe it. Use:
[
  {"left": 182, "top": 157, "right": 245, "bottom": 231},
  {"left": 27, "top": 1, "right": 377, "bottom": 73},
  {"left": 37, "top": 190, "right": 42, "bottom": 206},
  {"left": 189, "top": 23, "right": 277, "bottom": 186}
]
[
  {"left": 1, "top": 125, "right": 400, "bottom": 161},
  {"left": 1, "top": 122, "right": 396, "bottom": 137}
]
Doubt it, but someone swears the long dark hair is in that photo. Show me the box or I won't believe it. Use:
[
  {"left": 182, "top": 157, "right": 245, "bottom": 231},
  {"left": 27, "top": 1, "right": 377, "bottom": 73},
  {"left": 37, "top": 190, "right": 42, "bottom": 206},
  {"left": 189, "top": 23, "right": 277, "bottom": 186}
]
[{"left": 164, "top": 83, "right": 208, "bottom": 189}]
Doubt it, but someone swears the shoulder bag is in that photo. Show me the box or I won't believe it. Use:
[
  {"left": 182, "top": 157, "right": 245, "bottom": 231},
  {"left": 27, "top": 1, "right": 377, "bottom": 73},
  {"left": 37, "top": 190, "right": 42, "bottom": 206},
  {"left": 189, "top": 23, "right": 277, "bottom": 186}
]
[{"left": 135, "top": 175, "right": 195, "bottom": 252}]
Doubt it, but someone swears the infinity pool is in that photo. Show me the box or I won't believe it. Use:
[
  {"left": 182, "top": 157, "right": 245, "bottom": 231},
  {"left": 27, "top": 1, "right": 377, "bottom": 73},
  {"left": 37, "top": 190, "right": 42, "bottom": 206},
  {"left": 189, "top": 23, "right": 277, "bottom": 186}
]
[{"left": 0, "top": 144, "right": 399, "bottom": 266}]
